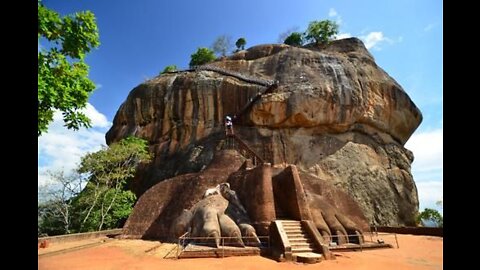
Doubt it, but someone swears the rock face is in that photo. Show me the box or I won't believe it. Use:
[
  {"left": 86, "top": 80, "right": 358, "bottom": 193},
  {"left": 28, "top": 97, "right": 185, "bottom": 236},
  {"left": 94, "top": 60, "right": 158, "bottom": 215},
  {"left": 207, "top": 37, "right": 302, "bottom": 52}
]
[{"left": 106, "top": 38, "right": 422, "bottom": 226}]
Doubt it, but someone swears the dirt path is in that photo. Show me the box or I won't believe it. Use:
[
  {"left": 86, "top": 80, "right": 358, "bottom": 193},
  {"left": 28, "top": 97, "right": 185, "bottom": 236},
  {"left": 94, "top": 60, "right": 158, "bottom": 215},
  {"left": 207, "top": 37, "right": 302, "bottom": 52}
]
[{"left": 38, "top": 234, "right": 442, "bottom": 270}]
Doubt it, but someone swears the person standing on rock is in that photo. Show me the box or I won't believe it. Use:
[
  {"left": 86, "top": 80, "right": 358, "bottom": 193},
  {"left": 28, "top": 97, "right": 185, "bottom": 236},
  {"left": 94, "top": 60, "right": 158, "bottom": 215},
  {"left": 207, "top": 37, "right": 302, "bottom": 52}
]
[{"left": 225, "top": 115, "right": 234, "bottom": 136}]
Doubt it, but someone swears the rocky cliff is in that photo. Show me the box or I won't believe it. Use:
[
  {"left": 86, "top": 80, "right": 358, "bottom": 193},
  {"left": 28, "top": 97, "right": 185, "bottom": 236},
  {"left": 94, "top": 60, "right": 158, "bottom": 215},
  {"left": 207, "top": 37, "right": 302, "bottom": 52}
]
[{"left": 106, "top": 38, "right": 422, "bottom": 226}]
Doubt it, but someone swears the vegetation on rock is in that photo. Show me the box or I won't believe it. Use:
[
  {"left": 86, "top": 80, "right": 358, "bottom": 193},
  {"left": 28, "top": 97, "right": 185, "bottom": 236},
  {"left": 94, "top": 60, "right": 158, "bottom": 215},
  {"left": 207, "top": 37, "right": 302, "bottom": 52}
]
[
  {"left": 235, "top": 37, "right": 247, "bottom": 51},
  {"left": 189, "top": 47, "right": 216, "bottom": 68},
  {"left": 283, "top": 32, "right": 304, "bottom": 46},
  {"left": 280, "top": 20, "right": 338, "bottom": 46},
  {"left": 304, "top": 20, "right": 339, "bottom": 44},
  {"left": 161, "top": 65, "right": 178, "bottom": 74},
  {"left": 277, "top": 27, "right": 300, "bottom": 44},
  {"left": 211, "top": 35, "right": 233, "bottom": 57}
]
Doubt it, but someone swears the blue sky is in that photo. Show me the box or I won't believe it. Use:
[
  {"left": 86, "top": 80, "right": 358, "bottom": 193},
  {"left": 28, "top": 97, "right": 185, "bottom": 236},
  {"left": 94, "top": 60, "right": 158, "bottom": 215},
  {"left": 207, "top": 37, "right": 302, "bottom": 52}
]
[{"left": 38, "top": 0, "right": 443, "bottom": 213}]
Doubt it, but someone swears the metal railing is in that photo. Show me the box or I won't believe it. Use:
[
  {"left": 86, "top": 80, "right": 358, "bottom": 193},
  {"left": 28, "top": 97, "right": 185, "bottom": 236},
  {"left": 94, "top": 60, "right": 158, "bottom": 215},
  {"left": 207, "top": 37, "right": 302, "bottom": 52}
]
[
  {"left": 176, "top": 232, "right": 270, "bottom": 259},
  {"left": 324, "top": 232, "right": 399, "bottom": 252},
  {"left": 173, "top": 231, "right": 397, "bottom": 258},
  {"left": 196, "top": 65, "right": 276, "bottom": 87},
  {"left": 226, "top": 134, "right": 265, "bottom": 166},
  {"left": 164, "top": 65, "right": 276, "bottom": 87},
  {"left": 233, "top": 83, "right": 278, "bottom": 123}
]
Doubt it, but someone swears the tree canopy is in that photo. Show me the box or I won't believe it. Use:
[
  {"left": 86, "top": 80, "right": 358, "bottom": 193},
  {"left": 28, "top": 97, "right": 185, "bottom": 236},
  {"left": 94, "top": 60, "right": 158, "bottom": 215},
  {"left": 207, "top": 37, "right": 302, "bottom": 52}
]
[
  {"left": 235, "top": 38, "right": 246, "bottom": 51},
  {"left": 416, "top": 208, "right": 443, "bottom": 228},
  {"left": 74, "top": 136, "right": 152, "bottom": 231},
  {"left": 161, "top": 65, "right": 178, "bottom": 74},
  {"left": 38, "top": 2, "right": 100, "bottom": 136},
  {"left": 283, "top": 32, "right": 304, "bottom": 46},
  {"left": 189, "top": 47, "right": 216, "bottom": 68},
  {"left": 304, "top": 20, "right": 339, "bottom": 44},
  {"left": 277, "top": 27, "right": 300, "bottom": 44}
]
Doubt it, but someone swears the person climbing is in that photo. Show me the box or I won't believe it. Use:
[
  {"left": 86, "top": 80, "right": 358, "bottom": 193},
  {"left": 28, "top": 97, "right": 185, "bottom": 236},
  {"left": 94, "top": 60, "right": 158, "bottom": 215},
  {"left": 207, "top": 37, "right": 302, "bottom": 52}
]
[{"left": 225, "top": 115, "right": 234, "bottom": 136}]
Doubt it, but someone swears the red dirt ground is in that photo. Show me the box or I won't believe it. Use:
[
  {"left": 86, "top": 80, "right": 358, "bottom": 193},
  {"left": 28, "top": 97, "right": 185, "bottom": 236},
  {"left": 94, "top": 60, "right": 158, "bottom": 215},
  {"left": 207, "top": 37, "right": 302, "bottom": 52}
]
[{"left": 38, "top": 234, "right": 442, "bottom": 270}]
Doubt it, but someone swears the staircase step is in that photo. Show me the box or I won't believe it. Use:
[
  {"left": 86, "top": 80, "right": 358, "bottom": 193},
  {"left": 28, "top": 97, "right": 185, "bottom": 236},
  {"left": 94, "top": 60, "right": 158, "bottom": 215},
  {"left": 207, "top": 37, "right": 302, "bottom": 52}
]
[
  {"left": 289, "top": 237, "right": 312, "bottom": 243},
  {"left": 284, "top": 227, "right": 303, "bottom": 230},
  {"left": 285, "top": 233, "right": 308, "bottom": 238},
  {"left": 284, "top": 229, "right": 304, "bottom": 234},
  {"left": 282, "top": 223, "right": 301, "bottom": 226},
  {"left": 291, "top": 247, "right": 315, "bottom": 253},
  {"left": 292, "top": 243, "right": 316, "bottom": 248},
  {"left": 283, "top": 226, "right": 302, "bottom": 230},
  {"left": 291, "top": 241, "right": 316, "bottom": 246},
  {"left": 279, "top": 220, "right": 301, "bottom": 224}
]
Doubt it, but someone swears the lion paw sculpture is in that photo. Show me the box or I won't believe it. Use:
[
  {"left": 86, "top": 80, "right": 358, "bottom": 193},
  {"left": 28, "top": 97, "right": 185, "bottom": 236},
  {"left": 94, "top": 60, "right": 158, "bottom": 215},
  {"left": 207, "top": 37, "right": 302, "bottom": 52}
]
[{"left": 171, "top": 183, "right": 261, "bottom": 248}]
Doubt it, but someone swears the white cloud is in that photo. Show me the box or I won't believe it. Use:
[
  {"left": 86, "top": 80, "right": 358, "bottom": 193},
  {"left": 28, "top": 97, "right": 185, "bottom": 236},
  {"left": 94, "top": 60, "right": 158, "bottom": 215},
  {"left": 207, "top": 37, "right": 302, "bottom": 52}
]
[
  {"left": 359, "top": 32, "right": 403, "bottom": 50},
  {"left": 335, "top": 33, "right": 352, "bottom": 40},
  {"left": 327, "top": 7, "right": 342, "bottom": 25},
  {"left": 84, "top": 103, "right": 111, "bottom": 128},
  {"left": 424, "top": 23, "right": 436, "bottom": 32},
  {"left": 360, "top": 32, "right": 385, "bottom": 50},
  {"left": 328, "top": 8, "right": 337, "bottom": 17},
  {"left": 38, "top": 103, "right": 112, "bottom": 187},
  {"left": 405, "top": 129, "right": 443, "bottom": 172},
  {"left": 405, "top": 128, "right": 443, "bottom": 213}
]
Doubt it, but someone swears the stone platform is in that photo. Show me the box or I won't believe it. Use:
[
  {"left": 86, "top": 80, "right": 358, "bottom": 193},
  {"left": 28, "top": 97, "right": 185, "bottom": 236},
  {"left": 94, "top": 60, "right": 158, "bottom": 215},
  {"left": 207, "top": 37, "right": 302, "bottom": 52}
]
[{"left": 294, "top": 252, "right": 323, "bottom": 264}]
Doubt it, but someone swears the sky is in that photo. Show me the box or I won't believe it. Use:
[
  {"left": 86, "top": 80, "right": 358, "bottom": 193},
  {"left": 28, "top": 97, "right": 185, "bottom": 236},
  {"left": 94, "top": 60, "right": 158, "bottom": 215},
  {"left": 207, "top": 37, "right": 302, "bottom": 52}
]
[{"left": 38, "top": 0, "right": 443, "bottom": 213}]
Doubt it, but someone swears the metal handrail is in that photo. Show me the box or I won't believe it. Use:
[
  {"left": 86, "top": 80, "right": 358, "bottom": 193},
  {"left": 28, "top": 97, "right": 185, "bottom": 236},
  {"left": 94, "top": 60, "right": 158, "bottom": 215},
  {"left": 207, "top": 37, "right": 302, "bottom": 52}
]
[
  {"left": 324, "top": 232, "right": 399, "bottom": 251},
  {"left": 228, "top": 134, "right": 265, "bottom": 165},
  {"left": 176, "top": 234, "right": 270, "bottom": 259},
  {"left": 196, "top": 65, "right": 276, "bottom": 86}
]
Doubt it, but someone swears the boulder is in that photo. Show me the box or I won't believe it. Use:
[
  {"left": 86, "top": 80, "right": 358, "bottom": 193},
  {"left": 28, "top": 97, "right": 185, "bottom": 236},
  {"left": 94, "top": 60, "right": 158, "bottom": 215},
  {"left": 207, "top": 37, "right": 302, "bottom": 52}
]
[{"left": 107, "top": 38, "right": 421, "bottom": 226}]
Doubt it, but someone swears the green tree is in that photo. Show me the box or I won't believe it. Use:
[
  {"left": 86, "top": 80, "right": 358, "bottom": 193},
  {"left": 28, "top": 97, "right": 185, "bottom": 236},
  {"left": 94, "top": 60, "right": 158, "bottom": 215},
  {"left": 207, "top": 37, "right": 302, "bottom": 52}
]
[
  {"left": 277, "top": 27, "right": 300, "bottom": 43},
  {"left": 277, "top": 26, "right": 299, "bottom": 43},
  {"left": 189, "top": 47, "right": 216, "bottom": 68},
  {"left": 211, "top": 35, "right": 232, "bottom": 57},
  {"left": 235, "top": 37, "right": 246, "bottom": 51},
  {"left": 284, "top": 32, "right": 304, "bottom": 46},
  {"left": 38, "top": 2, "right": 100, "bottom": 136},
  {"left": 72, "top": 136, "right": 152, "bottom": 232},
  {"left": 304, "top": 19, "right": 339, "bottom": 45},
  {"left": 161, "top": 65, "right": 178, "bottom": 74},
  {"left": 416, "top": 208, "right": 443, "bottom": 228}
]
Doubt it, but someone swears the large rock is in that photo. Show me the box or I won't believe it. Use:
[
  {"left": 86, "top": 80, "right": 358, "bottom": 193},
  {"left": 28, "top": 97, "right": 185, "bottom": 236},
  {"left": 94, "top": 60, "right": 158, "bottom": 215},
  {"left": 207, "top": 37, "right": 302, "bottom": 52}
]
[{"left": 106, "top": 38, "right": 422, "bottom": 226}]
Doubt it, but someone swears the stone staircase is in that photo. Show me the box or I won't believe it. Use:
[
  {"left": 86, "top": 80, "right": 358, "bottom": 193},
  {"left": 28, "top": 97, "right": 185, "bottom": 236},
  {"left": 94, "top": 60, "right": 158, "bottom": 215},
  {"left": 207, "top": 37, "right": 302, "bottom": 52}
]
[
  {"left": 232, "top": 82, "right": 277, "bottom": 121},
  {"left": 227, "top": 134, "right": 265, "bottom": 166},
  {"left": 197, "top": 65, "right": 278, "bottom": 123},
  {"left": 195, "top": 65, "right": 276, "bottom": 87},
  {"left": 276, "top": 220, "right": 323, "bottom": 263}
]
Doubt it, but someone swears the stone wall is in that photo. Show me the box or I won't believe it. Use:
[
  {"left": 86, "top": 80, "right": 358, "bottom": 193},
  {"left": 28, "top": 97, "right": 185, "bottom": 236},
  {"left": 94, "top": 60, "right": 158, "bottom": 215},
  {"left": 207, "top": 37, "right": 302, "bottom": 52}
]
[
  {"left": 272, "top": 165, "right": 312, "bottom": 220},
  {"left": 228, "top": 163, "right": 276, "bottom": 235}
]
